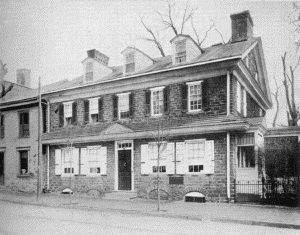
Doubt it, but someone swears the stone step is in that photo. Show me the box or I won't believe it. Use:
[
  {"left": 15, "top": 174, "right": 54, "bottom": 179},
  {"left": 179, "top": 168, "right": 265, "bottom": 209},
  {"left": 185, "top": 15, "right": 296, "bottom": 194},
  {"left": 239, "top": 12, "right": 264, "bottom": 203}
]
[{"left": 104, "top": 191, "right": 138, "bottom": 200}]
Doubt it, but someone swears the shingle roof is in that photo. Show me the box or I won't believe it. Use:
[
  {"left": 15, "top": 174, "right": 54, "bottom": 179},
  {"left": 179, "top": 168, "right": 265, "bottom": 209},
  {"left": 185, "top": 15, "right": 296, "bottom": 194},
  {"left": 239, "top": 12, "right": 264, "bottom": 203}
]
[{"left": 44, "top": 37, "right": 259, "bottom": 93}]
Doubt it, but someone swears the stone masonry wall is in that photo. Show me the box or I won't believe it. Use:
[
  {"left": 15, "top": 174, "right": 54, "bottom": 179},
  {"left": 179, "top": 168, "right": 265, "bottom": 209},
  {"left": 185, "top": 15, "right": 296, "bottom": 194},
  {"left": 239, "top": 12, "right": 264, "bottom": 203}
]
[{"left": 49, "top": 75, "right": 228, "bottom": 131}]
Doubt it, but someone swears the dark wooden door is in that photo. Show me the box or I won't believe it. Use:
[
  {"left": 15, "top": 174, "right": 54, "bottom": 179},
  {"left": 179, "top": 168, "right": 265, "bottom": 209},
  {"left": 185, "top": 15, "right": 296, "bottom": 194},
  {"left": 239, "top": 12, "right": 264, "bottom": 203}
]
[
  {"left": 118, "top": 150, "right": 131, "bottom": 190},
  {"left": 0, "top": 152, "right": 4, "bottom": 185}
]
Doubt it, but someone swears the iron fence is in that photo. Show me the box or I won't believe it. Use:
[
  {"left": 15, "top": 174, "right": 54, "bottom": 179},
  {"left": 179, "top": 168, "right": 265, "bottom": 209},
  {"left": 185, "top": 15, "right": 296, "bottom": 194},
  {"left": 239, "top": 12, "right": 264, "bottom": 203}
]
[{"left": 234, "top": 178, "right": 299, "bottom": 207}]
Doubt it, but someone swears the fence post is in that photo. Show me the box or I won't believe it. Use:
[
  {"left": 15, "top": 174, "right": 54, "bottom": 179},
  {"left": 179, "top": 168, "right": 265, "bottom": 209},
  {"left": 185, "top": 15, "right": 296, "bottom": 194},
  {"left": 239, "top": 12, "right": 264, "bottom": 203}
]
[
  {"left": 234, "top": 179, "right": 236, "bottom": 203},
  {"left": 262, "top": 177, "right": 265, "bottom": 199}
]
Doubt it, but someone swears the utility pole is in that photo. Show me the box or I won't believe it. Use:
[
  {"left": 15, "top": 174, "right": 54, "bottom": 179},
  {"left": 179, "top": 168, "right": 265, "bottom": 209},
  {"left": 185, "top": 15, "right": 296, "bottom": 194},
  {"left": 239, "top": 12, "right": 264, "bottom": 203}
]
[{"left": 37, "top": 76, "right": 42, "bottom": 201}]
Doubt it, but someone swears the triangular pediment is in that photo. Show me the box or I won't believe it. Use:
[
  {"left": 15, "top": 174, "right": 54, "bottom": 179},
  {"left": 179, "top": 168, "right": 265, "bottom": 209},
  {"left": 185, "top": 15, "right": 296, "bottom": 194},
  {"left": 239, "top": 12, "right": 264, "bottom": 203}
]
[{"left": 101, "top": 123, "right": 133, "bottom": 135}]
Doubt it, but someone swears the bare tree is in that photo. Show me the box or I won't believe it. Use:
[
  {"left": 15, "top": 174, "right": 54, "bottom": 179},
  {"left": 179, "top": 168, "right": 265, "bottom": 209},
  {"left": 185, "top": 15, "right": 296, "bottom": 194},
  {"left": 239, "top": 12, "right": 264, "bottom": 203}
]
[
  {"left": 145, "top": 115, "right": 171, "bottom": 212},
  {"left": 271, "top": 76, "right": 283, "bottom": 127},
  {"left": 0, "top": 60, "right": 13, "bottom": 99},
  {"left": 139, "top": 1, "right": 221, "bottom": 56},
  {"left": 139, "top": 15, "right": 166, "bottom": 57},
  {"left": 281, "top": 52, "right": 300, "bottom": 126}
]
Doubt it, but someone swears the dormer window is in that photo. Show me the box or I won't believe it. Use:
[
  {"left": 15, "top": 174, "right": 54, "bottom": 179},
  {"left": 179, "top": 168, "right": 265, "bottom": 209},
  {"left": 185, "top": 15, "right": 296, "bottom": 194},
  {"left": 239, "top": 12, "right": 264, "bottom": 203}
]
[
  {"left": 175, "top": 40, "right": 186, "bottom": 63},
  {"left": 86, "top": 62, "right": 93, "bottom": 81},
  {"left": 125, "top": 53, "right": 135, "bottom": 73}
]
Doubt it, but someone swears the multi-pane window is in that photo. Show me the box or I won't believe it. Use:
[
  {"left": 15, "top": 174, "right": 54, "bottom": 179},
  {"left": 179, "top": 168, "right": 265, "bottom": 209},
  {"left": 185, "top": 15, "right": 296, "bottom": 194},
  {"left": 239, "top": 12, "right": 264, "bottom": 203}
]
[
  {"left": 118, "top": 93, "right": 130, "bottom": 119},
  {"left": 148, "top": 143, "right": 167, "bottom": 174},
  {"left": 151, "top": 88, "right": 164, "bottom": 116},
  {"left": 237, "top": 146, "right": 255, "bottom": 168},
  {"left": 187, "top": 81, "right": 203, "bottom": 112},
  {"left": 63, "top": 101, "right": 75, "bottom": 125},
  {"left": 175, "top": 40, "right": 186, "bottom": 63},
  {"left": 89, "top": 98, "right": 99, "bottom": 122},
  {"left": 87, "top": 146, "right": 107, "bottom": 175},
  {"left": 187, "top": 140, "right": 205, "bottom": 173},
  {"left": 86, "top": 62, "right": 93, "bottom": 81},
  {"left": 125, "top": 53, "right": 135, "bottom": 73},
  {"left": 19, "top": 150, "right": 28, "bottom": 174},
  {"left": 0, "top": 115, "right": 4, "bottom": 139},
  {"left": 19, "top": 111, "right": 29, "bottom": 138},
  {"left": 63, "top": 148, "right": 74, "bottom": 174}
]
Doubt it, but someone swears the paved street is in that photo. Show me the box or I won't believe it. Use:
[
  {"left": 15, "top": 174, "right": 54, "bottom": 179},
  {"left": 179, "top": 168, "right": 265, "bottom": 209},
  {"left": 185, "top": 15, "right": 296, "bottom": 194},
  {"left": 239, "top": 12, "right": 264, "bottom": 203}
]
[{"left": 0, "top": 201, "right": 299, "bottom": 235}]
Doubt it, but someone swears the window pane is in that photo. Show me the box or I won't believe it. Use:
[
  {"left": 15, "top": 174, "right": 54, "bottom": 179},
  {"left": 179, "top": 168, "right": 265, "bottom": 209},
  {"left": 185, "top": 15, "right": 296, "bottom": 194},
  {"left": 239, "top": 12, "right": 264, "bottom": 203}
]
[
  {"left": 119, "top": 94, "right": 130, "bottom": 119},
  {"left": 152, "top": 90, "right": 163, "bottom": 115},
  {"left": 20, "top": 150, "right": 28, "bottom": 174},
  {"left": 237, "top": 146, "right": 255, "bottom": 168},
  {"left": 189, "top": 84, "right": 202, "bottom": 111}
]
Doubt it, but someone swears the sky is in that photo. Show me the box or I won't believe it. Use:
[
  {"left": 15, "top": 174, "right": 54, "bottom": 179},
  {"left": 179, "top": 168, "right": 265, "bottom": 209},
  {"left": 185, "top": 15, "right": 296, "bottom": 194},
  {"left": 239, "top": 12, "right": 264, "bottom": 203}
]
[{"left": 0, "top": 0, "right": 298, "bottom": 127}]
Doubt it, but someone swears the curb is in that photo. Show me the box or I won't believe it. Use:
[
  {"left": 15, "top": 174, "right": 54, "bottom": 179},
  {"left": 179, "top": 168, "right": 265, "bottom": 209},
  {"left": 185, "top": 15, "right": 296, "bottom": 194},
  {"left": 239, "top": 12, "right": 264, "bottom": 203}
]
[{"left": 1, "top": 197, "right": 300, "bottom": 230}]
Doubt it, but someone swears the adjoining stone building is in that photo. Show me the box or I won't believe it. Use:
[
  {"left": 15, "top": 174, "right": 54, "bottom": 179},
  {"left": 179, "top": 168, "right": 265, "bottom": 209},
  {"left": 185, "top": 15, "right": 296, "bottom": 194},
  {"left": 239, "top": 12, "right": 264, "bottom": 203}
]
[{"left": 39, "top": 10, "right": 272, "bottom": 202}]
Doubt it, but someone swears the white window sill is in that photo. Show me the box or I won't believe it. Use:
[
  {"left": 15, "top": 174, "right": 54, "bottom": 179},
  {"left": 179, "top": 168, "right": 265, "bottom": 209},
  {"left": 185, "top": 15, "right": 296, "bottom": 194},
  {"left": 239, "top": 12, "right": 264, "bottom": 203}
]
[{"left": 237, "top": 167, "right": 256, "bottom": 170}]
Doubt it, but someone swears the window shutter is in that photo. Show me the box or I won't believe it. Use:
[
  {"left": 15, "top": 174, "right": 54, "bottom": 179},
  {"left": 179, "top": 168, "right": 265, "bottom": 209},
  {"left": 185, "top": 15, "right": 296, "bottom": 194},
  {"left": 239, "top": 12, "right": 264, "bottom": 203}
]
[
  {"left": 98, "top": 98, "right": 103, "bottom": 121},
  {"left": 80, "top": 148, "right": 88, "bottom": 175},
  {"left": 72, "top": 148, "right": 79, "bottom": 175},
  {"left": 181, "top": 84, "right": 188, "bottom": 113},
  {"left": 113, "top": 95, "right": 118, "bottom": 120},
  {"left": 129, "top": 92, "right": 134, "bottom": 118},
  {"left": 175, "top": 142, "right": 185, "bottom": 174},
  {"left": 72, "top": 102, "right": 77, "bottom": 125},
  {"left": 202, "top": 80, "right": 209, "bottom": 111},
  {"left": 205, "top": 140, "right": 214, "bottom": 174},
  {"left": 145, "top": 90, "right": 151, "bottom": 116},
  {"left": 100, "top": 146, "right": 107, "bottom": 175},
  {"left": 163, "top": 86, "right": 169, "bottom": 114},
  {"left": 141, "top": 144, "right": 150, "bottom": 174},
  {"left": 58, "top": 103, "right": 64, "bottom": 127},
  {"left": 55, "top": 149, "right": 62, "bottom": 175},
  {"left": 84, "top": 100, "right": 89, "bottom": 123},
  {"left": 166, "top": 142, "right": 174, "bottom": 174}
]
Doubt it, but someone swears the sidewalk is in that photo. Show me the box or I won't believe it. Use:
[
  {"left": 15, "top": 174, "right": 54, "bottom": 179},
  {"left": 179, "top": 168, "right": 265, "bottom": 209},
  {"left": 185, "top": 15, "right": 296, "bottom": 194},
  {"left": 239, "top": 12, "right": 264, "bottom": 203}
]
[{"left": 0, "top": 190, "right": 300, "bottom": 230}]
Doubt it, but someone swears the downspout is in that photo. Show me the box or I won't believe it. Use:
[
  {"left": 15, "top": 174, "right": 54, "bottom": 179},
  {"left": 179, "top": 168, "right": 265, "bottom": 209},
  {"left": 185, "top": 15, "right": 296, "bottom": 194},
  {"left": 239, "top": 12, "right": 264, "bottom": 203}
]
[
  {"left": 227, "top": 71, "right": 230, "bottom": 115},
  {"left": 47, "top": 145, "right": 50, "bottom": 190},
  {"left": 227, "top": 132, "right": 231, "bottom": 201},
  {"left": 47, "top": 101, "right": 50, "bottom": 133}
]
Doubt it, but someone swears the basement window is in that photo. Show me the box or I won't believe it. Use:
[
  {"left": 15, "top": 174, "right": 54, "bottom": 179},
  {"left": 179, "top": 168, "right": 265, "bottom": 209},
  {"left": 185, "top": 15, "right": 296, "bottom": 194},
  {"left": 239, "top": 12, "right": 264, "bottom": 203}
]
[{"left": 185, "top": 192, "right": 205, "bottom": 203}]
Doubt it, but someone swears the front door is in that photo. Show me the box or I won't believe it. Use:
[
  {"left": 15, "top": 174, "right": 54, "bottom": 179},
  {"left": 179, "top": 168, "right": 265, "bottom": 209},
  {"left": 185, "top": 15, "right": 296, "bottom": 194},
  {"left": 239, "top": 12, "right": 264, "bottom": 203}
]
[
  {"left": 118, "top": 150, "right": 131, "bottom": 190},
  {"left": 0, "top": 152, "right": 4, "bottom": 185}
]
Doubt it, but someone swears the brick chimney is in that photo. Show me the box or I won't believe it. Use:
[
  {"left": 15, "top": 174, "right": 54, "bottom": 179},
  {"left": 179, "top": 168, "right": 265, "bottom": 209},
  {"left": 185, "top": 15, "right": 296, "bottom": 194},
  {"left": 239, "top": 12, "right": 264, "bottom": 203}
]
[
  {"left": 16, "top": 69, "right": 31, "bottom": 87},
  {"left": 87, "top": 49, "right": 109, "bottom": 66},
  {"left": 230, "top": 10, "right": 253, "bottom": 42}
]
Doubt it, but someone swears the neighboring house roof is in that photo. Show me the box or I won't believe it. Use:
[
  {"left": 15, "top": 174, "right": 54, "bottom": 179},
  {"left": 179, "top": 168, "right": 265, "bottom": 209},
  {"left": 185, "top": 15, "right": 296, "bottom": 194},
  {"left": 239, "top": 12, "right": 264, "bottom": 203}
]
[
  {"left": 265, "top": 126, "right": 300, "bottom": 137},
  {"left": 0, "top": 79, "right": 69, "bottom": 107}
]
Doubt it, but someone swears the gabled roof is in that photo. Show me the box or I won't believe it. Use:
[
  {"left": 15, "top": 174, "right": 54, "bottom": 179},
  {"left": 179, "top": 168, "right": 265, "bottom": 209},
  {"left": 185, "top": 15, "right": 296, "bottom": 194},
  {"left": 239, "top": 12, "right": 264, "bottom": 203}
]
[
  {"left": 121, "top": 46, "right": 155, "bottom": 62},
  {"left": 44, "top": 37, "right": 260, "bottom": 94},
  {"left": 0, "top": 79, "right": 69, "bottom": 107},
  {"left": 170, "top": 34, "right": 201, "bottom": 51}
]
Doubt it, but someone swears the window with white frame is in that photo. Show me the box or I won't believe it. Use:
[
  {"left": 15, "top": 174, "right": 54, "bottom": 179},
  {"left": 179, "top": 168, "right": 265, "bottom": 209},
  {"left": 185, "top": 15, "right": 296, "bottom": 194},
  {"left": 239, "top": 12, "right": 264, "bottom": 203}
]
[
  {"left": 140, "top": 140, "right": 214, "bottom": 175},
  {"left": 186, "top": 140, "right": 205, "bottom": 173},
  {"left": 89, "top": 98, "right": 99, "bottom": 122},
  {"left": 237, "top": 146, "right": 255, "bottom": 168},
  {"left": 63, "top": 102, "right": 73, "bottom": 125},
  {"left": 175, "top": 40, "right": 186, "bottom": 63},
  {"left": 55, "top": 148, "right": 79, "bottom": 175},
  {"left": 125, "top": 53, "right": 135, "bottom": 73},
  {"left": 187, "top": 81, "right": 203, "bottom": 112},
  {"left": 117, "top": 93, "right": 130, "bottom": 119},
  {"left": 63, "top": 148, "right": 74, "bottom": 174},
  {"left": 86, "top": 146, "right": 107, "bottom": 175},
  {"left": 151, "top": 87, "right": 164, "bottom": 116},
  {"left": 86, "top": 62, "right": 93, "bottom": 81},
  {"left": 236, "top": 81, "right": 241, "bottom": 113}
]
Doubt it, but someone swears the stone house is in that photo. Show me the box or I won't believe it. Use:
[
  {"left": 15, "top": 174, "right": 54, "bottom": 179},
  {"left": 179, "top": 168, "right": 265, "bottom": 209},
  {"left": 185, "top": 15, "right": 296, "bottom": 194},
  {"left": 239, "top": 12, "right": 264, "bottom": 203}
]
[{"left": 40, "top": 10, "right": 272, "bottom": 201}]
